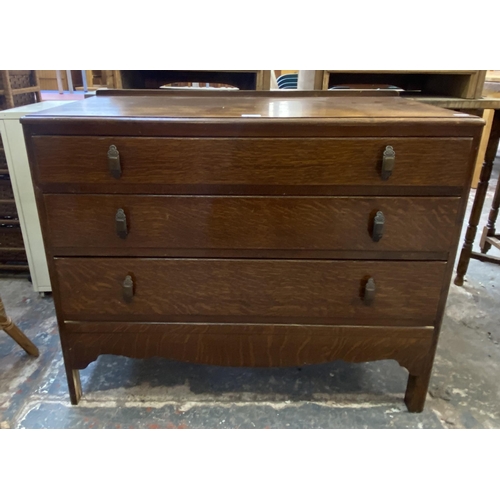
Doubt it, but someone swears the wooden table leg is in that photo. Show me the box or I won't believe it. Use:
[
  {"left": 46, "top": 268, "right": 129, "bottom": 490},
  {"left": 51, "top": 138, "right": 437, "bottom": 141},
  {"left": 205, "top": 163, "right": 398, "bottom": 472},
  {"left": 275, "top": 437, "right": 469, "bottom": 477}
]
[{"left": 455, "top": 109, "right": 500, "bottom": 286}]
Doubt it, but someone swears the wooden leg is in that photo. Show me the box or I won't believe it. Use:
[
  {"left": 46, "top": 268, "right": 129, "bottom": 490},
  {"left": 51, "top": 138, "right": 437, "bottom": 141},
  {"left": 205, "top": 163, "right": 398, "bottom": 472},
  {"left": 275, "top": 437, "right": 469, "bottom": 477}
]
[
  {"left": 66, "top": 366, "right": 82, "bottom": 405},
  {"left": 480, "top": 168, "right": 500, "bottom": 253},
  {"left": 33, "top": 70, "right": 42, "bottom": 103},
  {"left": 455, "top": 109, "right": 500, "bottom": 286},
  {"left": 404, "top": 369, "right": 433, "bottom": 413},
  {"left": 60, "top": 331, "right": 82, "bottom": 404},
  {"left": 471, "top": 109, "right": 494, "bottom": 189},
  {"left": 56, "top": 70, "right": 64, "bottom": 94},
  {"left": 2, "top": 320, "right": 39, "bottom": 357},
  {"left": 0, "top": 297, "right": 39, "bottom": 357},
  {"left": 66, "top": 70, "right": 74, "bottom": 94},
  {"left": 0, "top": 71, "right": 15, "bottom": 109}
]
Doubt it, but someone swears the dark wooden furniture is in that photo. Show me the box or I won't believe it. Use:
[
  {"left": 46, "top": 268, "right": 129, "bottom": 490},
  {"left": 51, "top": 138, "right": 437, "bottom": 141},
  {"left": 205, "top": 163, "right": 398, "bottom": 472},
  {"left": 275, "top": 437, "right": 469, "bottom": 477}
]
[{"left": 21, "top": 94, "right": 483, "bottom": 411}]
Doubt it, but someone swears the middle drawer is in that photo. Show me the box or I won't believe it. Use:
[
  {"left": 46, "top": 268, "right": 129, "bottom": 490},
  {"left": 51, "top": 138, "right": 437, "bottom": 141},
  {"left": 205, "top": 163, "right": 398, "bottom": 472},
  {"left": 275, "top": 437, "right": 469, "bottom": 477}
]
[{"left": 44, "top": 195, "right": 460, "bottom": 256}]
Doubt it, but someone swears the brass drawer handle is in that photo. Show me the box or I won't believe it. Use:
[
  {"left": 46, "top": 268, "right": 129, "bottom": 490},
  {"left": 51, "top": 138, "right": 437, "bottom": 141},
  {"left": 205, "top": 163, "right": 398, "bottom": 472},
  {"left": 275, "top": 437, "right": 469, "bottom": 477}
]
[
  {"left": 115, "top": 208, "right": 128, "bottom": 239},
  {"left": 364, "top": 278, "right": 376, "bottom": 305},
  {"left": 108, "top": 145, "right": 121, "bottom": 179},
  {"left": 123, "top": 275, "right": 134, "bottom": 303},
  {"left": 372, "top": 211, "right": 385, "bottom": 242},
  {"left": 381, "top": 146, "right": 395, "bottom": 180}
]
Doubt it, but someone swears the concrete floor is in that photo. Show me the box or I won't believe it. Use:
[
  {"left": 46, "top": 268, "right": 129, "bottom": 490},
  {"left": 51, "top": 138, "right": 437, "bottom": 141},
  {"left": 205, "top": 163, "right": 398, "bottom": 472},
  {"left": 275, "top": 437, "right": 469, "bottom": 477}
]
[{"left": 1, "top": 160, "right": 499, "bottom": 429}]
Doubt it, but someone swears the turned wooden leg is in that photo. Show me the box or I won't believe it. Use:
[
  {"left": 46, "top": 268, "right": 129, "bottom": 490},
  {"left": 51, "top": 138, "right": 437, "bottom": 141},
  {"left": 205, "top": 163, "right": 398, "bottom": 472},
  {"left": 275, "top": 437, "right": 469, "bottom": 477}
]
[
  {"left": 65, "top": 366, "right": 82, "bottom": 405},
  {"left": 455, "top": 109, "right": 500, "bottom": 286},
  {"left": 480, "top": 168, "right": 500, "bottom": 253},
  {"left": 405, "top": 369, "right": 433, "bottom": 413}
]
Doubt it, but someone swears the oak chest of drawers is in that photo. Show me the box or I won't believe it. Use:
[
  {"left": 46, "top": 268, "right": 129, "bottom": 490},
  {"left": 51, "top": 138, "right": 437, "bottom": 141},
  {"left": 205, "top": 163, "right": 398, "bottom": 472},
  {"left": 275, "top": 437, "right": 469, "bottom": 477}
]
[{"left": 22, "top": 94, "right": 483, "bottom": 411}]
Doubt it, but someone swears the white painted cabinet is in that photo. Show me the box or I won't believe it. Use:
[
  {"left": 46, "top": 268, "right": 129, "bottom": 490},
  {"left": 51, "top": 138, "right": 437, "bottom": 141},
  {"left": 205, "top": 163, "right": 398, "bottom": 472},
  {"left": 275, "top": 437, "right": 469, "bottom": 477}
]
[{"left": 0, "top": 101, "right": 75, "bottom": 293}]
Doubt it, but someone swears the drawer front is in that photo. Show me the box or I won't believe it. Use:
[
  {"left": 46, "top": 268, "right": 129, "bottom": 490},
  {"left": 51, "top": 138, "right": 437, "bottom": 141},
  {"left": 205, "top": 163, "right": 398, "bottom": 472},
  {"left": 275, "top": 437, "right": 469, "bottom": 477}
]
[
  {"left": 54, "top": 258, "right": 446, "bottom": 325},
  {"left": 45, "top": 195, "right": 460, "bottom": 255},
  {"left": 33, "top": 136, "right": 472, "bottom": 190}
]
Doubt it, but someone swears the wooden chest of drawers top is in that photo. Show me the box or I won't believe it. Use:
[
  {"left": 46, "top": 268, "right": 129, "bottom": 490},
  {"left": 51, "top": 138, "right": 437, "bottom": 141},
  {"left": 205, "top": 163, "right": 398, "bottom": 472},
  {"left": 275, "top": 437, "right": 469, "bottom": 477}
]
[{"left": 21, "top": 93, "right": 481, "bottom": 120}]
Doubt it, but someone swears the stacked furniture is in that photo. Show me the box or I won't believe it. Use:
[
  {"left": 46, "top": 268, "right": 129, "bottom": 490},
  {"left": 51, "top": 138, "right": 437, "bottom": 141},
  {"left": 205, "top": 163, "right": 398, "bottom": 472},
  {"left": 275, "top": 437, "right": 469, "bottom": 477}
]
[
  {"left": 277, "top": 73, "right": 299, "bottom": 89},
  {"left": 0, "top": 101, "right": 77, "bottom": 292},
  {"left": 0, "top": 71, "right": 41, "bottom": 274},
  {"left": 0, "top": 141, "right": 26, "bottom": 273},
  {"left": 22, "top": 93, "right": 482, "bottom": 411}
]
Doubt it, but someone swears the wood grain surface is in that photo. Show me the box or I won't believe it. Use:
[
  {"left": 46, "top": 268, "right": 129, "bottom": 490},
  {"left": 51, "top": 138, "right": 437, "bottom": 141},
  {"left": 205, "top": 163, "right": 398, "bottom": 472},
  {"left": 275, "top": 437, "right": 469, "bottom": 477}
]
[
  {"left": 65, "top": 328, "right": 433, "bottom": 375},
  {"left": 54, "top": 258, "right": 446, "bottom": 325},
  {"left": 21, "top": 93, "right": 483, "bottom": 409},
  {"left": 20, "top": 94, "right": 483, "bottom": 119},
  {"left": 44, "top": 194, "right": 461, "bottom": 255},
  {"left": 32, "top": 136, "right": 472, "bottom": 190}
]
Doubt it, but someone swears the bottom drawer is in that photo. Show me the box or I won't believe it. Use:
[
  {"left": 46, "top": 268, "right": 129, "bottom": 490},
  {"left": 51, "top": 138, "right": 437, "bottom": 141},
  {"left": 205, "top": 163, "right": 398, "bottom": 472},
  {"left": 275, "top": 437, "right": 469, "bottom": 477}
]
[{"left": 55, "top": 258, "right": 446, "bottom": 325}]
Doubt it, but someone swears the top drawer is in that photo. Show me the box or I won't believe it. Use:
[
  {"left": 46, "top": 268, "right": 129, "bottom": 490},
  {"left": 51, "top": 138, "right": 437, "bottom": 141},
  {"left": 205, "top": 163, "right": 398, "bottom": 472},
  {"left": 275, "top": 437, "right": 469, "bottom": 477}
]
[{"left": 31, "top": 136, "right": 473, "bottom": 194}]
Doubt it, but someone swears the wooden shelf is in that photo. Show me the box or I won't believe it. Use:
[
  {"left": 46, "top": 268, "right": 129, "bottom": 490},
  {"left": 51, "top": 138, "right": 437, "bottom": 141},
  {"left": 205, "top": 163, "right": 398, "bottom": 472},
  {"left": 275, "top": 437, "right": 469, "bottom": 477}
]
[
  {"left": 0, "top": 218, "right": 20, "bottom": 226},
  {"left": 0, "top": 247, "right": 25, "bottom": 252},
  {"left": 0, "top": 263, "right": 29, "bottom": 271}
]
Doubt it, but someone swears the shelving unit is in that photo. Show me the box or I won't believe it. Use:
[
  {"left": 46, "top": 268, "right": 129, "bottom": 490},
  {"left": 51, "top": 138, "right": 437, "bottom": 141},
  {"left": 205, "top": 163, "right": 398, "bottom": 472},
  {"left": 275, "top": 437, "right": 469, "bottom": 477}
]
[
  {"left": 93, "top": 70, "right": 271, "bottom": 90},
  {"left": 0, "top": 71, "right": 41, "bottom": 276},
  {"left": 303, "top": 70, "right": 487, "bottom": 98}
]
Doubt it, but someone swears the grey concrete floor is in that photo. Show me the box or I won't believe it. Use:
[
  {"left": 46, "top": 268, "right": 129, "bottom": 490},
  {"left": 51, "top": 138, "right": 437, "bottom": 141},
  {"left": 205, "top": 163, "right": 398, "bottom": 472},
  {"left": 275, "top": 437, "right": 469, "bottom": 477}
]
[{"left": 1, "top": 159, "right": 499, "bottom": 429}]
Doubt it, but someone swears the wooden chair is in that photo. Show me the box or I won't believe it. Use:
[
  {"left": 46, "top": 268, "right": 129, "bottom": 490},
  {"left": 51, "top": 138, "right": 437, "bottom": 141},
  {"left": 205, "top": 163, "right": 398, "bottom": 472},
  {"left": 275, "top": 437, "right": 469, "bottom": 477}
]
[
  {"left": 0, "top": 296, "right": 39, "bottom": 356},
  {"left": 0, "top": 71, "right": 41, "bottom": 110}
]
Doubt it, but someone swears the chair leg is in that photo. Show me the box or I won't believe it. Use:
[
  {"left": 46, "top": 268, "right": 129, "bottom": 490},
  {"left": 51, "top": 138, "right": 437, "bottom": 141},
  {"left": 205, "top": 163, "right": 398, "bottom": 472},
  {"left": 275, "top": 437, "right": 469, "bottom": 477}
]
[
  {"left": 33, "top": 70, "right": 42, "bottom": 103},
  {"left": 66, "top": 70, "right": 74, "bottom": 94},
  {"left": 2, "top": 319, "right": 39, "bottom": 357},
  {"left": 56, "top": 70, "right": 64, "bottom": 94},
  {"left": 0, "top": 297, "right": 39, "bottom": 356},
  {"left": 81, "top": 70, "right": 88, "bottom": 93}
]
